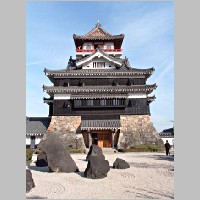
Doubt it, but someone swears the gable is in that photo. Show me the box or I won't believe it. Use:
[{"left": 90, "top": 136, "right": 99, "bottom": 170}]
[
  {"left": 86, "top": 27, "right": 111, "bottom": 37},
  {"left": 76, "top": 50, "right": 122, "bottom": 68}
]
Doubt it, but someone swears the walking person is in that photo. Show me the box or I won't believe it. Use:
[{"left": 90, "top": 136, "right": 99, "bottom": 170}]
[{"left": 164, "top": 140, "right": 171, "bottom": 156}]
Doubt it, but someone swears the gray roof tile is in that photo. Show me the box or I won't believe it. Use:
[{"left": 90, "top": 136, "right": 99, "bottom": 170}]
[{"left": 26, "top": 117, "right": 51, "bottom": 134}]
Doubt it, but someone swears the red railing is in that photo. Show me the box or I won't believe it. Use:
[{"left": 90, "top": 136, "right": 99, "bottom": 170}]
[
  {"left": 103, "top": 49, "right": 122, "bottom": 52},
  {"left": 76, "top": 49, "right": 95, "bottom": 53},
  {"left": 76, "top": 49, "right": 122, "bottom": 53}
]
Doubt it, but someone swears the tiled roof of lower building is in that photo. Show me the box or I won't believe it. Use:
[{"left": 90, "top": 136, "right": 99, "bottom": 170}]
[
  {"left": 26, "top": 117, "right": 51, "bottom": 134},
  {"left": 159, "top": 127, "right": 174, "bottom": 137}
]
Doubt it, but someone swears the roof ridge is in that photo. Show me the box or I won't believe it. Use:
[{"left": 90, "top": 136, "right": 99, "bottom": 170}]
[
  {"left": 84, "top": 22, "right": 113, "bottom": 37},
  {"left": 73, "top": 22, "right": 124, "bottom": 38}
]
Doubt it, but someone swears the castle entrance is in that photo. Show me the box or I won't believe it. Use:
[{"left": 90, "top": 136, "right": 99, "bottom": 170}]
[
  {"left": 81, "top": 120, "right": 120, "bottom": 148},
  {"left": 91, "top": 131, "right": 111, "bottom": 148}
]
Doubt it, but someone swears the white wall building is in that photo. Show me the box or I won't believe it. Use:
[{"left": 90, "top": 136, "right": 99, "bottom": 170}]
[
  {"left": 26, "top": 117, "right": 51, "bottom": 149},
  {"left": 159, "top": 127, "right": 174, "bottom": 149}
]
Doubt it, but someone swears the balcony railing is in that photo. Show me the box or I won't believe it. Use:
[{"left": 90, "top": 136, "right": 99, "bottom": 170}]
[
  {"left": 76, "top": 49, "right": 95, "bottom": 53},
  {"left": 103, "top": 49, "right": 122, "bottom": 52},
  {"left": 76, "top": 49, "right": 122, "bottom": 53}
]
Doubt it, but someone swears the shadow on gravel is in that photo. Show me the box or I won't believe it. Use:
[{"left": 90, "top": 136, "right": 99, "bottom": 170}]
[
  {"left": 75, "top": 171, "right": 85, "bottom": 178},
  {"left": 26, "top": 196, "right": 47, "bottom": 199},
  {"left": 28, "top": 165, "right": 50, "bottom": 173},
  {"left": 135, "top": 187, "right": 174, "bottom": 199},
  {"left": 152, "top": 155, "right": 174, "bottom": 162},
  {"left": 128, "top": 154, "right": 174, "bottom": 169}
]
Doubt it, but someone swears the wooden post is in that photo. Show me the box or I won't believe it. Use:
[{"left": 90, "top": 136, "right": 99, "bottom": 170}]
[
  {"left": 112, "top": 129, "right": 114, "bottom": 148},
  {"left": 87, "top": 129, "right": 91, "bottom": 148}
]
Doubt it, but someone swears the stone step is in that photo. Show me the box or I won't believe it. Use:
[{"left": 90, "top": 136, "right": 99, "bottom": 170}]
[{"left": 85, "top": 147, "right": 118, "bottom": 154}]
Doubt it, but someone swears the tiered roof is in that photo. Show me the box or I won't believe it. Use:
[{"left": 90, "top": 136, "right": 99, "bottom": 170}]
[
  {"left": 44, "top": 66, "right": 155, "bottom": 83},
  {"left": 43, "top": 84, "right": 157, "bottom": 96},
  {"left": 43, "top": 22, "right": 157, "bottom": 100},
  {"left": 73, "top": 21, "right": 124, "bottom": 49}
]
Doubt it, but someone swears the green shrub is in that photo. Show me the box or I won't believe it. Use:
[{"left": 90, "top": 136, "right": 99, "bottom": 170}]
[
  {"left": 67, "top": 149, "right": 83, "bottom": 154},
  {"left": 26, "top": 148, "right": 34, "bottom": 161},
  {"left": 118, "top": 145, "right": 165, "bottom": 153},
  {"left": 118, "top": 149, "right": 127, "bottom": 153},
  {"left": 33, "top": 148, "right": 43, "bottom": 154},
  {"left": 66, "top": 145, "right": 83, "bottom": 153}
]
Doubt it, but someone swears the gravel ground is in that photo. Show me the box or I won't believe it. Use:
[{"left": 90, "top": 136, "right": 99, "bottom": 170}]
[{"left": 26, "top": 152, "right": 174, "bottom": 199}]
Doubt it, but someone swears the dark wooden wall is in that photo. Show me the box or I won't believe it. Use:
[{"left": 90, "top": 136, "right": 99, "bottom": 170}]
[
  {"left": 50, "top": 98, "right": 150, "bottom": 117},
  {"left": 54, "top": 78, "right": 146, "bottom": 86}
]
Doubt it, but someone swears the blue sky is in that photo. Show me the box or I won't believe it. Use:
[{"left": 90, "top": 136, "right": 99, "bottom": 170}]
[{"left": 26, "top": 1, "right": 174, "bottom": 132}]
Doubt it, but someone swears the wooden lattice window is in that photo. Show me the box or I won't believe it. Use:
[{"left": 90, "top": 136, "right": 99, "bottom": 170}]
[
  {"left": 107, "top": 45, "right": 111, "bottom": 49},
  {"left": 86, "top": 45, "right": 91, "bottom": 50}
]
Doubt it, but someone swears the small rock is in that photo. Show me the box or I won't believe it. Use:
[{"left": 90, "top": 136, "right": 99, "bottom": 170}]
[
  {"left": 84, "top": 156, "right": 110, "bottom": 179},
  {"left": 113, "top": 158, "right": 130, "bottom": 169},
  {"left": 86, "top": 144, "right": 105, "bottom": 161},
  {"left": 35, "top": 151, "right": 48, "bottom": 167},
  {"left": 26, "top": 169, "right": 35, "bottom": 193}
]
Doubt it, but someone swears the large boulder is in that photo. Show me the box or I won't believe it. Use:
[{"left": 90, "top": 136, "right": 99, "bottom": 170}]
[
  {"left": 26, "top": 169, "right": 35, "bottom": 193},
  {"left": 84, "top": 156, "right": 110, "bottom": 179},
  {"left": 35, "top": 151, "right": 48, "bottom": 167},
  {"left": 38, "top": 132, "right": 79, "bottom": 173},
  {"left": 86, "top": 144, "right": 105, "bottom": 161},
  {"left": 113, "top": 158, "right": 130, "bottom": 169}
]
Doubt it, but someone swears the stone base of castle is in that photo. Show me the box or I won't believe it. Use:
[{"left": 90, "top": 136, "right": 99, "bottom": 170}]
[
  {"left": 118, "top": 115, "right": 163, "bottom": 149},
  {"left": 39, "top": 115, "right": 163, "bottom": 150},
  {"left": 41, "top": 116, "right": 86, "bottom": 150}
]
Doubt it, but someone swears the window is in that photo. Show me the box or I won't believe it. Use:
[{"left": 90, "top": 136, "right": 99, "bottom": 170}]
[
  {"left": 30, "top": 136, "right": 36, "bottom": 149},
  {"left": 93, "top": 62, "right": 105, "bottom": 68},
  {"left": 86, "top": 45, "right": 91, "bottom": 50},
  {"left": 107, "top": 45, "right": 111, "bottom": 49},
  {"left": 86, "top": 100, "right": 94, "bottom": 106},
  {"left": 100, "top": 99, "right": 106, "bottom": 106},
  {"left": 127, "top": 100, "right": 132, "bottom": 107},
  {"left": 113, "top": 99, "right": 117, "bottom": 106},
  {"left": 64, "top": 82, "right": 69, "bottom": 87},
  {"left": 74, "top": 100, "right": 81, "bottom": 107}
]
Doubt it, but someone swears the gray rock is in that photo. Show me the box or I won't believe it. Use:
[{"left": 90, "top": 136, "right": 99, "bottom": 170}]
[
  {"left": 84, "top": 156, "right": 110, "bottom": 179},
  {"left": 113, "top": 158, "right": 130, "bottom": 169},
  {"left": 35, "top": 152, "right": 48, "bottom": 167},
  {"left": 26, "top": 169, "right": 35, "bottom": 193},
  {"left": 38, "top": 132, "right": 79, "bottom": 173},
  {"left": 86, "top": 144, "right": 105, "bottom": 161}
]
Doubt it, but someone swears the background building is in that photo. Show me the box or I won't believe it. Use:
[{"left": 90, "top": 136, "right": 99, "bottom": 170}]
[
  {"left": 159, "top": 127, "right": 174, "bottom": 148},
  {"left": 26, "top": 117, "right": 51, "bottom": 149}
]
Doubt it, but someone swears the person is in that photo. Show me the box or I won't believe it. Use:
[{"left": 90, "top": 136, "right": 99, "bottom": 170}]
[{"left": 164, "top": 140, "right": 171, "bottom": 156}]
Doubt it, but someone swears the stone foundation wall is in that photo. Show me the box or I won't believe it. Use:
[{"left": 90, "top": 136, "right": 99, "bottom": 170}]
[
  {"left": 118, "top": 115, "right": 163, "bottom": 149},
  {"left": 41, "top": 116, "right": 86, "bottom": 150}
]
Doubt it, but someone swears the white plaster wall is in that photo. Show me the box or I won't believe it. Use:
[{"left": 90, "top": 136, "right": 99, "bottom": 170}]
[
  {"left": 54, "top": 94, "right": 71, "bottom": 99},
  {"left": 82, "top": 57, "right": 116, "bottom": 69},
  {"left": 103, "top": 42, "right": 114, "bottom": 49},
  {"left": 26, "top": 135, "right": 43, "bottom": 145},
  {"left": 26, "top": 138, "right": 30, "bottom": 145},
  {"left": 83, "top": 42, "right": 93, "bottom": 50},
  {"left": 128, "top": 93, "right": 147, "bottom": 98},
  {"left": 35, "top": 137, "right": 42, "bottom": 145}
]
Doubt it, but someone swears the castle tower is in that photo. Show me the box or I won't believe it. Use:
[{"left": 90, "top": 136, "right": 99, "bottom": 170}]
[{"left": 43, "top": 22, "right": 162, "bottom": 149}]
